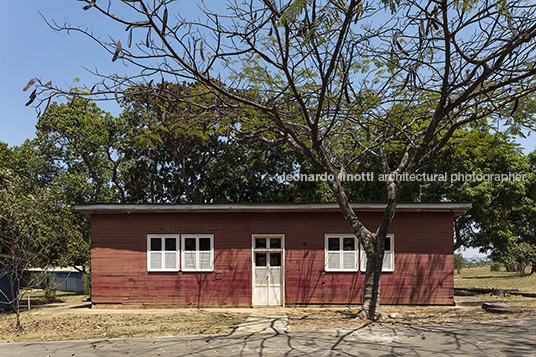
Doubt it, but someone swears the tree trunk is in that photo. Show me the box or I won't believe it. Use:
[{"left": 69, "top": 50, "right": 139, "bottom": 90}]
[
  {"left": 361, "top": 245, "right": 385, "bottom": 320},
  {"left": 14, "top": 296, "right": 22, "bottom": 331},
  {"left": 316, "top": 150, "right": 403, "bottom": 321}
]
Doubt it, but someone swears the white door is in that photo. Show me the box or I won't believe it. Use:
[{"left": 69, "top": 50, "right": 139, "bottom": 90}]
[{"left": 252, "top": 236, "right": 284, "bottom": 306}]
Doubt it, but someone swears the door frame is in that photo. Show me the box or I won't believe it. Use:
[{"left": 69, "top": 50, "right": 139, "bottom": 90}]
[{"left": 251, "top": 234, "right": 285, "bottom": 306}]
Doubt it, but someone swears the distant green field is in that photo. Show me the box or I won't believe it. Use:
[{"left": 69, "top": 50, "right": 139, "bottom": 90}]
[{"left": 455, "top": 267, "right": 536, "bottom": 294}]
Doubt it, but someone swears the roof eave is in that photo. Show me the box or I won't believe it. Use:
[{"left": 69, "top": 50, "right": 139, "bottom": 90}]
[{"left": 74, "top": 202, "right": 472, "bottom": 215}]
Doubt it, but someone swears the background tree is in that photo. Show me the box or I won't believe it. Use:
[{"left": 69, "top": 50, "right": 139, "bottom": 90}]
[
  {"left": 29, "top": 0, "right": 536, "bottom": 319},
  {"left": 419, "top": 129, "right": 530, "bottom": 250},
  {"left": 30, "top": 99, "right": 130, "bottom": 204},
  {"left": 0, "top": 169, "right": 79, "bottom": 329},
  {"left": 120, "top": 82, "right": 332, "bottom": 203},
  {"left": 519, "top": 151, "right": 536, "bottom": 274},
  {"left": 417, "top": 129, "right": 536, "bottom": 269},
  {"left": 1, "top": 142, "right": 90, "bottom": 273},
  {"left": 453, "top": 253, "right": 465, "bottom": 275},
  {"left": 3, "top": 101, "right": 113, "bottom": 273},
  {"left": 501, "top": 242, "right": 536, "bottom": 276}
]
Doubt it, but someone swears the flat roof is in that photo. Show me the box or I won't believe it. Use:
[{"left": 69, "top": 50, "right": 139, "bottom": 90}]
[{"left": 75, "top": 202, "right": 472, "bottom": 215}]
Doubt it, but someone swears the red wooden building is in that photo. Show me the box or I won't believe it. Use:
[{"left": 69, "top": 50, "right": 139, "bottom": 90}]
[{"left": 75, "top": 203, "right": 471, "bottom": 307}]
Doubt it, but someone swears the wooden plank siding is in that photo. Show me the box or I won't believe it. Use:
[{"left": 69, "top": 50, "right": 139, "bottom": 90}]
[{"left": 90, "top": 210, "right": 455, "bottom": 306}]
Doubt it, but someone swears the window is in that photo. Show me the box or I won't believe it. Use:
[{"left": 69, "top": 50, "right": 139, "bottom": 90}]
[
  {"left": 325, "top": 235, "right": 358, "bottom": 271},
  {"left": 147, "top": 234, "right": 180, "bottom": 272},
  {"left": 181, "top": 235, "right": 214, "bottom": 272},
  {"left": 253, "top": 236, "right": 283, "bottom": 250},
  {"left": 360, "top": 234, "right": 395, "bottom": 272}
]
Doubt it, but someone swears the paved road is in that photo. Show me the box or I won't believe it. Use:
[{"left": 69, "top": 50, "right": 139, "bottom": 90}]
[{"left": 1, "top": 316, "right": 535, "bottom": 356}]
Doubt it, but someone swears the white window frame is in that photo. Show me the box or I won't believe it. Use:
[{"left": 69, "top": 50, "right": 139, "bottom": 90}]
[
  {"left": 147, "top": 234, "right": 180, "bottom": 272},
  {"left": 360, "top": 234, "right": 395, "bottom": 273},
  {"left": 324, "top": 235, "right": 358, "bottom": 272},
  {"left": 181, "top": 234, "right": 214, "bottom": 272},
  {"left": 251, "top": 235, "right": 285, "bottom": 251}
]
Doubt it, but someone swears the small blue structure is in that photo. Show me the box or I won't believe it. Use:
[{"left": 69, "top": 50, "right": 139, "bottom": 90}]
[
  {"left": 0, "top": 262, "right": 17, "bottom": 311},
  {"left": 29, "top": 267, "right": 85, "bottom": 294},
  {"left": 50, "top": 270, "right": 84, "bottom": 294}
]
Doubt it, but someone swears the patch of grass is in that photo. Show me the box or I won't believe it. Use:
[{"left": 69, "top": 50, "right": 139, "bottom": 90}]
[
  {"left": 18, "top": 290, "right": 89, "bottom": 308},
  {"left": 0, "top": 310, "right": 247, "bottom": 342},
  {"left": 454, "top": 267, "right": 536, "bottom": 294}
]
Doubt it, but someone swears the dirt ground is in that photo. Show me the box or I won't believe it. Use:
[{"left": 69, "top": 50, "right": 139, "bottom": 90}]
[
  {"left": 2, "top": 299, "right": 536, "bottom": 342},
  {"left": 0, "top": 309, "right": 247, "bottom": 342},
  {"left": 287, "top": 300, "right": 536, "bottom": 330}
]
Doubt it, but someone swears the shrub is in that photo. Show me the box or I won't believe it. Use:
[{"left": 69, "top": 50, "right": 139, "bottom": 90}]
[
  {"left": 490, "top": 262, "right": 501, "bottom": 272},
  {"left": 83, "top": 273, "right": 91, "bottom": 295}
]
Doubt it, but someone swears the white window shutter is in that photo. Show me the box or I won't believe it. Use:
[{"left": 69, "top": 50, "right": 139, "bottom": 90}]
[
  {"left": 325, "top": 235, "right": 359, "bottom": 271},
  {"left": 150, "top": 251, "right": 162, "bottom": 270},
  {"left": 383, "top": 235, "right": 395, "bottom": 272},
  {"left": 183, "top": 251, "right": 196, "bottom": 271},
  {"left": 342, "top": 251, "right": 356, "bottom": 270},
  {"left": 326, "top": 251, "right": 341, "bottom": 270},
  {"left": 360, "top": 243, "right": 367, "bottom": 272},
  {"left": 181, "top": 235, "right": 214, "bottom": 272},
  {"left": 148, "top": 234, "right": 179, "bottom": 272},
  {"left": 382, "top": 251, "right": 394, "bottom": 272},
  {"left": 360, "top": 235, "right": 394, "bottom": 272},
  {"left": 164, "top": 251, "right": 177, "bottom": 270},
  {"left": 199, "top": 251, "right": 212, "bottom": 271}
]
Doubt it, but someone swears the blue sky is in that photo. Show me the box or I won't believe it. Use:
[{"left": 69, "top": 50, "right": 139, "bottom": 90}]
[
  {"left": 2, "top": 1, "right": 536, "bottom": 153},
  {"left": 1, "top": 0, "right": 127, "bottom": 146}
]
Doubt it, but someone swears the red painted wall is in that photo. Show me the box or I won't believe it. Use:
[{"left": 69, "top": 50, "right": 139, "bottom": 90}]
[{"left": 90, "top": 210, "right": 454, "bottom": 306}]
